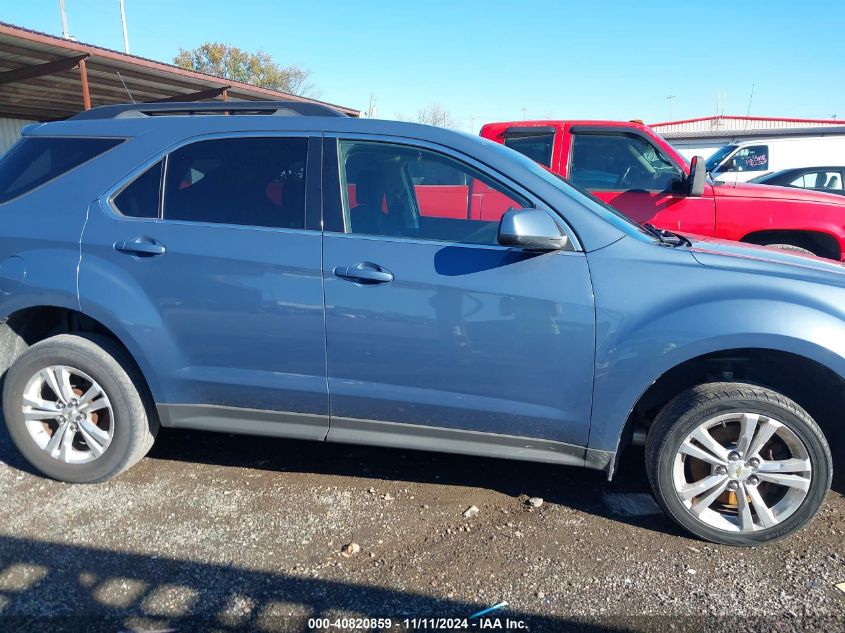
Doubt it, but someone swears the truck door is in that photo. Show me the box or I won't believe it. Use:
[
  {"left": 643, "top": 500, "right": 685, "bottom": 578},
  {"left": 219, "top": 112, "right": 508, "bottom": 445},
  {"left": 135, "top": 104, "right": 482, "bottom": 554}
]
[{"left": 568, "top": 129, "right": 716, "bottom": 236}]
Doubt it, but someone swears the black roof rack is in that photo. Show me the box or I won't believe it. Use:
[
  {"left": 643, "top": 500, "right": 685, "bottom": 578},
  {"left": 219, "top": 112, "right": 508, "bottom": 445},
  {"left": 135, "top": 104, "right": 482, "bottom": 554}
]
[{"left": 70, "top": 100, "right": 346, "bottom": 121}]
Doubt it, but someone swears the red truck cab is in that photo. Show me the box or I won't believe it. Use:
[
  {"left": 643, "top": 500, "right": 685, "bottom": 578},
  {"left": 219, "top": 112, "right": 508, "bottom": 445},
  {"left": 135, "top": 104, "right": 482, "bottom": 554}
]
[{"left": 480, "top": 120, "right": 845, "bottom": 260}]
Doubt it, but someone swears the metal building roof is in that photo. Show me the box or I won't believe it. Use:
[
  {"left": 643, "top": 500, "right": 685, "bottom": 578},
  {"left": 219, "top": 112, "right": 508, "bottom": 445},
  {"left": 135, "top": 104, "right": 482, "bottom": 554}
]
[
  {"left": 650, "top": 115, "right": 842, "bottom": 139},
  {"left": 0, "top": 21, "right": 359, "bottom": 120}
]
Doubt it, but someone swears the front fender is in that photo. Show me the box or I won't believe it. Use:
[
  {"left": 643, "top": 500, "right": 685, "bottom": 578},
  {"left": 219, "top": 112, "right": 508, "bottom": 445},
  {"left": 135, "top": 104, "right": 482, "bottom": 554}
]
[{"left": 586, "top": 238, "right": 845, "bottom": 454}]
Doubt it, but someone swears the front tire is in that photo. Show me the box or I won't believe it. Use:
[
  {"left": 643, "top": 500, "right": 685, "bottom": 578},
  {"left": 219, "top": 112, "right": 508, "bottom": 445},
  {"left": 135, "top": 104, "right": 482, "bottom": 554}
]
[
  {"left": 646, "top": 382, "right": 832, "bottom": 546},
  {"left": 2, "top": 334, "right": 157, "bottom": 483}
]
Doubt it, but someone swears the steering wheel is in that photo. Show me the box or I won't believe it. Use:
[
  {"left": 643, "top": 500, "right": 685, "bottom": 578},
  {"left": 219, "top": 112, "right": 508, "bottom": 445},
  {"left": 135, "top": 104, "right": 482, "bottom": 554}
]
[{"left": 615, "top": 166, "right": 633, "bottom": 189}]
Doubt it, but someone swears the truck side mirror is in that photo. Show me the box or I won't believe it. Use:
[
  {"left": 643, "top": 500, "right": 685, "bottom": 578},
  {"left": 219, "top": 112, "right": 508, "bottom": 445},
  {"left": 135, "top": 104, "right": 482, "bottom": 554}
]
[
  {"left": 497, "top": 208, "right": 569, "bottom": 251},
  {"left": 687, "top": 156, "right": 706, "bottom": 197}
]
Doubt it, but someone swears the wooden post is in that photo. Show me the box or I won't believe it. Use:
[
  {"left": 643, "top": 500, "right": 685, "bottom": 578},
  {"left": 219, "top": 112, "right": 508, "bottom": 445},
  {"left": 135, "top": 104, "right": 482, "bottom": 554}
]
[
  {"left": 222, "top": 88, "right": 229, "bottom": 101},
  {"left": 79, "top": 58, "right": 91, "bottom": 110}
]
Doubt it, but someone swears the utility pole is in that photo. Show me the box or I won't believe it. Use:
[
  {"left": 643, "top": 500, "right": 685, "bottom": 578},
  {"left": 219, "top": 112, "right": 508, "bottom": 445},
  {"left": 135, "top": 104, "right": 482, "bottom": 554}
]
[
  {"left": 59, "top": 0, "right": 70, "bottom": 39},
  {"left": 119, "top": 0, "right": 130, "bottom": 54},
  {"left": 469, "top": 115, "right": 476, "bottom": 133},
  {"left": 521, "top": 107, "right": 527, "bottom": 121},
  {"left": 365, "top": 94, "right": 377, "bottom": 118},
  {"left": 666, "top": 94, "right": 675, "bottom": 120}
]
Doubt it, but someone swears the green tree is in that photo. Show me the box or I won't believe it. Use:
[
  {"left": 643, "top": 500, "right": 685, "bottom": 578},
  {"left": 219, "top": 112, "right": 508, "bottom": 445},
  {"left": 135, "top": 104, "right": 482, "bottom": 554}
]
[{"left": 174, "top": 42, "right": 314, "bottom": 96}]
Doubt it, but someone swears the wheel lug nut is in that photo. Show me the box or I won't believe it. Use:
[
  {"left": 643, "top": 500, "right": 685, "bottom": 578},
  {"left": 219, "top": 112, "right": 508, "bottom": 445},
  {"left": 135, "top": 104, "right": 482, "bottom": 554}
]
[
  {"left": 748, "top": 476, "right": 759, "bottom": 486},
  {"left": 728, "top": 451, "right": 741, "bottom": 461},
  {"left": 748, "top": 458, "right": 760, "bottom": 468},
  {"left": 716, "top": 466, "right": 728, "bottom": 475},
  {"left": 727, "top": 481, "right": 739, "bottom": 491}
]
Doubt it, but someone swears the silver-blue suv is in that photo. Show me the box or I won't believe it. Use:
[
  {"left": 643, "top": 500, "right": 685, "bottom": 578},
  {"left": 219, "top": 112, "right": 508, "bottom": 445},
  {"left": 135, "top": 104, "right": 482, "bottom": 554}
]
[{"left": 0, "top": 101, "right": 841, "bottom": 545}]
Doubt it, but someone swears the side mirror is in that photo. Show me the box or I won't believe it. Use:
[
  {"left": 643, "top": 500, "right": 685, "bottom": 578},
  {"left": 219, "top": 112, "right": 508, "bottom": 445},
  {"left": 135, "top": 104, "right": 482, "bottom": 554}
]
[
  {"left": 720, "top": 157, "right": 737, "bottom": 172},
  {"left": 687, "top": 155, "right": 707, "bottom": 197},
  {"left": 497, "top": 208, "right": 569, "bottom": 251}
]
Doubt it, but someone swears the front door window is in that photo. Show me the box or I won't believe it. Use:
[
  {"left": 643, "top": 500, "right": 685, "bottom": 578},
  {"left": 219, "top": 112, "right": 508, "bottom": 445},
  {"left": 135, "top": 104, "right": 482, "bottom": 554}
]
[
  {"left": 338, "top": 140, "right": 530, "bottom": 245},
  {"left": 724, "top": 145, "right": 769, "bottom": 172},
  {"left": 569, "top": 133, "right": 682, "bottom": 192}
]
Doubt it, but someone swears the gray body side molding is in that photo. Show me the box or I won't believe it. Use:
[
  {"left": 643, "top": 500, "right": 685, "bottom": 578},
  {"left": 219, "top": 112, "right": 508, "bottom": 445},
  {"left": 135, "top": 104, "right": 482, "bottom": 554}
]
[{"left": 157, "top": 404, "right": 616, "bottom": 474}]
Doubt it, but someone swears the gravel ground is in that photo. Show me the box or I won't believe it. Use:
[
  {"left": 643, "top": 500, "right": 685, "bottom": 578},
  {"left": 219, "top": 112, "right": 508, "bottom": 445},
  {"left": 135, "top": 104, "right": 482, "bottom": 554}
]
[{"left": 0, "top": 424, "right": 842, "bottom": 633}]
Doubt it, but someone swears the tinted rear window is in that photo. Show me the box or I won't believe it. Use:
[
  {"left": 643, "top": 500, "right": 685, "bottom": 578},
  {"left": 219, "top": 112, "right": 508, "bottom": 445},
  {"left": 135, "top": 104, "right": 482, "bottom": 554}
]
[
  {"left": 0, "top": 137, "right": 122, "bottom": 204},
  {"left": 162, "top": 137, "right": 308, "bottom": 229},
  {"left": 503, "top": 128, "right": 555, "bottom": 167},
  {"left": 113, "top": 160, "right": 163, "bottom": 218}
]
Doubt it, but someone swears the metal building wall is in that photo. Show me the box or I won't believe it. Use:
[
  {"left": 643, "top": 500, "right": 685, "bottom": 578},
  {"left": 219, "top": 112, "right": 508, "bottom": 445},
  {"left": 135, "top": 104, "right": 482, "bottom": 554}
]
[{"left": 0, "top": 118, "right": 34, "bottom": 154}]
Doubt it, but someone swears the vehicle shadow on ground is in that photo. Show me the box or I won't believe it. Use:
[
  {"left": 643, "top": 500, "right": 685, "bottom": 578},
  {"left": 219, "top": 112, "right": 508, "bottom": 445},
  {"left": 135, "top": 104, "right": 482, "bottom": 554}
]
[
  {"left": 0, "top": 534, "right": 680, "bottom": 633},
  {"left": 148, "top": 429, "right": 845, "bottom": 531},
  {"left": 151, "top": 429, "right": 684, "bottom": 538},
  {"left": 0, "top": 414, "right": 682, "bottom": 538},
  {"left": 2, "top": 421, "right": 842, "bottom": 540}
]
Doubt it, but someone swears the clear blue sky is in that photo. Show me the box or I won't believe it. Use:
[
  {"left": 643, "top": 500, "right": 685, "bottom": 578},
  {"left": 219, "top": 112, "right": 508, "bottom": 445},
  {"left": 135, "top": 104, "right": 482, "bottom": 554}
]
[{"left": 2, "top": 0, "right": 844, "bottom": 131}]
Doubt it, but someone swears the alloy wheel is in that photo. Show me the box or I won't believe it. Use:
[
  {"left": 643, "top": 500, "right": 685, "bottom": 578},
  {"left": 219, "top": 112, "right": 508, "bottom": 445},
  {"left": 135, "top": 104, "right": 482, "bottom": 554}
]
[
  {"left": 21, "top": 365, "right": 114, "bottom": 464},
  {"left": 672, "top": 411, "right": 812, "bottom": 533}
]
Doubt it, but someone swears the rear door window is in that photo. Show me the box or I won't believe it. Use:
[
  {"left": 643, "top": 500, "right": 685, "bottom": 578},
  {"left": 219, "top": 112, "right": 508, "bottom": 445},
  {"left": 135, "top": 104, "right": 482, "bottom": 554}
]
[
  {"left": 502, "top": 127, "right": 556, "bottom": 168},
  {"left": 162, "top": 137, "right": 308, "bottom": 229},
  {"left": 0, "top": 137, "right": 122, "bottom": 203},
  {"left": 112, "top": 160, "right": 163, "bottom": 218}
]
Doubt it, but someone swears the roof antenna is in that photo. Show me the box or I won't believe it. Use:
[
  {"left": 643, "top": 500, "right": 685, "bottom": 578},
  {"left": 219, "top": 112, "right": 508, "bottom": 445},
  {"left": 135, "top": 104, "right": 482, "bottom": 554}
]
[
  {"left": 116, "top": 71, "right": 135, "bottom": 103},
  {"left": 731, "top": 83, "right": 755, "bottom": 187},
  {"left": 745, "top": 83, "right": 755, "bottom": 121}
]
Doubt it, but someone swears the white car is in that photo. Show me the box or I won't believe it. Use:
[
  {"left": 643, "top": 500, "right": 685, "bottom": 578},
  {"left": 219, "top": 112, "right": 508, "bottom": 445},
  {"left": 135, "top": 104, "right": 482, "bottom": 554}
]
[{"left": 705, "top": 134, "right": 845, "bottom": 183}]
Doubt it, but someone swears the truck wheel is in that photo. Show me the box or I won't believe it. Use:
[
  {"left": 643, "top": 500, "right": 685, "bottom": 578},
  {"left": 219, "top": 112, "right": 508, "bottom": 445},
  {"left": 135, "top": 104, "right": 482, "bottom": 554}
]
[
  {"left": 2, "top": 333, "right": 158, "bottom": 483},
  {"left": 646, "top": 382, "right": 831, "bottom": 546},
  {"left": 763, "top": 243, "right": 814, "bottom": 255}
]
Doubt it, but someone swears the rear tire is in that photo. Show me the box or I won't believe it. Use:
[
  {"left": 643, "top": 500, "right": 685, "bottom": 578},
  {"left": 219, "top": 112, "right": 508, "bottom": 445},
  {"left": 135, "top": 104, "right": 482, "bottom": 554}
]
[
  {"left": 2, "top": 333, "right": 157, "bottom": 483},
  {"left": 646, "top": 382, "right": 831, "bottom": 546}
]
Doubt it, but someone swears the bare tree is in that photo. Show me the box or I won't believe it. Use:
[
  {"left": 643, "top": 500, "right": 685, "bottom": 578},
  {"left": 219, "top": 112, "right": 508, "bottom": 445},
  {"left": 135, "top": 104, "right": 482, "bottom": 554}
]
[{"left": 417, "top": 103, "right": 453, "bottom": 128}]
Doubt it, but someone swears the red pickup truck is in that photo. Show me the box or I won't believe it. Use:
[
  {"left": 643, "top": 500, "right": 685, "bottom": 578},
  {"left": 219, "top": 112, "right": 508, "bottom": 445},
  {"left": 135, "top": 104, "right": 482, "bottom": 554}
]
[{"left": 480, "top": 120, "right": 845, "bottom": 260}]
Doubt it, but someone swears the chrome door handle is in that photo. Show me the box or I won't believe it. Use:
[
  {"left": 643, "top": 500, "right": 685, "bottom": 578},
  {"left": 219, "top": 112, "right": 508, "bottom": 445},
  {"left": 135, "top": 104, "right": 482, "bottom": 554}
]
[
  {"left": 333, "top": 262, "right": 394, "bottom": 284},
  {"left": 115, "top": 237, "right": 166, "bottom": 257}
]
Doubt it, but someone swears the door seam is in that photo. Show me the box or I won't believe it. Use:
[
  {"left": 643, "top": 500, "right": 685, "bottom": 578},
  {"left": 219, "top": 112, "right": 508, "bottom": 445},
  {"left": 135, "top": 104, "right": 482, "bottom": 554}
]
[{"left": 318, "top": 134, "right": 331, "bottom": 441}]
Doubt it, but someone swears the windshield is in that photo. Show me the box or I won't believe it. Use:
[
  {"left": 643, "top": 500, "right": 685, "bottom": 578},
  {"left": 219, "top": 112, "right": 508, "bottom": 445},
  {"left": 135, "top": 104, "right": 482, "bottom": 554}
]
[
  {"left": 475, "top": 136, "right": 658, "bottom": 241},
  {"left": 705, "top": 145, "right": 738, "bottom": 173}
]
